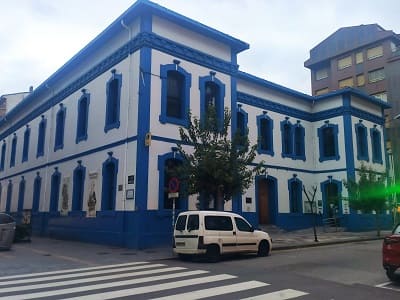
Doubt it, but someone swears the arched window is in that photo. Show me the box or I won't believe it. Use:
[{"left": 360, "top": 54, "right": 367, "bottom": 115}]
[
  {"left": 288, "top": 176, "right": 302, "bottom": 214},
  {"left": 281, "top": 118, "right": 292, "bottom": 158},
  {"left": 101, "top": 153, "right": 118, "bottom": 211},
  {"left": 76, "top": 90, "right": 90, "bottom": 143},
  {"left": 370, "top": 126, "right": 383, "bottom": 164},
  {"left": 32, "top": 172, "right": 42, "bottom": 212},
  {"left": 54, "top": 104, "right": 66, "bottom": 151},
  {"left": 257, "top": 113, "right": 274, "bottom": 155},
  {"left": 22, "top": 125, "right": 30, "bottom": 163},
  {"left": 6, "top": 180, "right": 13, "bottom": 213},
  {"left": 355, "top": 121, "right": 369, "bottom": 161},
  {"left": 17, "top": 176, "right": 25, "bottom": 212},
  {"left": 50, "top": 168, "right": 61, "bottom": 212},
  {"left": 37, "top": 115, "right": 46, "bottom": 157},
  {"left": 318, "top": 122, "right": 340, "bottom": 162},
  {"left": 10, "top": 133, "right": 17, "bottom": 168},
  {"left": 104, "top": 70, "right": 122, "bottom": 132},
  {"left": 72, "top": 161, "right": 86, "bottom": 211},
  {"left": 293, "top": 122, "right": 305, "bottom": 160},
  {"left": 0, "top": 140, "right": 6, "bottom": 171}
]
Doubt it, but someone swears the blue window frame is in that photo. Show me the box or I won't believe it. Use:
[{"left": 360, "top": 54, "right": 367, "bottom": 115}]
[
  {"left": 76, "top": 90, "right": 90, "bottom": 144},
  {"left": 281, "top": 118, "right": 293, "bottom": 158},
  {"left": 104, "top": 70, "right": 122, "bottom": 132},
  {"left": 32, "top": 172, "right": 42, "bottom": 212},
  {"left": 355, "top": 122, "right": 369, "bottom": 161},
  {"left": 50, "top": 168, "right": 61, "bottom": 212},
  {"left": 370, "top": 127, "right": 383, "bottom": 164},
  {"left": 0, "top": 182, "right": 2, "bottom": 208},
  {"left": 101, "top": 153, "right": 118, "bottom": 211},
  {"left": 37, "top": 115, "right": 46, "bottom": 158},
  {"left": 0, "top": 140, "right": 6, "bottom": 171},
  {"left": 72, "top": 161, "right": 86, "bottom": 211},
  {"left": 236, "top": 105, "right": 248, "bottom": 145},
  {"left": 293, "top": 122, "right": 305, "bottom": 160},
  {"left": 199, "top": 73, "right": 225, "bottom": 130},
  {"left": 54, "top": 104, "right": 66, "bottom": 151},
  {"left": 6, "top": 180, "right": 12, "bottom": 213},
  {"left": 17, "top": 176, "right": 25, "bottom": 212},
  {"left": 257, "top": 113, "right": 274, "bottom": 156},
  {"left": 22, "top": 125, "right": 30, "bottom": 163},
  {"left": 159, "top": 63, "right": 191, "bottom": 126},
  {"left": 10, "top": 133, "right": 17, "bottom": 168},
  {"left": 318, "top": 122, "right": 340, "bottom": 162},
  {"left": 288, "top": 176, "right": 303, "bottom": 213}
]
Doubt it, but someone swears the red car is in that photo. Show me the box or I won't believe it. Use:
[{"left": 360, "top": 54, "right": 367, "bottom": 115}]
[{"left": 382, "top": 223, "right": 400, "bottom": 281}]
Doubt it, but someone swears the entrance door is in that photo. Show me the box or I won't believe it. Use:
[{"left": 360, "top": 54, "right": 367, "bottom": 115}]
[
  {"left": 258, "top": 178, "right": 269, "bottom": 224},
  {"left": 324, "top": 182, "right": 339, "bottom": 218}
]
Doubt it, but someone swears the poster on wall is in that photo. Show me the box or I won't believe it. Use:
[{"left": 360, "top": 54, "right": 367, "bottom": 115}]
[
  {"left": 61, "top": 177, "right": 70, "bottom": 216},
  {"left": 87, "top": 172, "right": 98, "bottom": 218}
]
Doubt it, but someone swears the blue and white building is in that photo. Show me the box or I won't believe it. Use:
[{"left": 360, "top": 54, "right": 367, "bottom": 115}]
[{"left": 0, "top": 0, "right": 392, "bottom": 248}]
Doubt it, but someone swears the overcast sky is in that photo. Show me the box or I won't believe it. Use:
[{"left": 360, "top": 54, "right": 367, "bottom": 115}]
[{"left": 1, "top": 0, "right": 400, "bottom": 97}]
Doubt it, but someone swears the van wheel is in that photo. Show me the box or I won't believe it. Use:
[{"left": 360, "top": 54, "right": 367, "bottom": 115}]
[
  {"left": 206, "top": 245, "right": 220, "bottom": 262},
  {"left": 386, "top": 267, "right": 397, "bottom": 281},
  {"left": 178, "top": 254, "right": 191, "bottom": 261},
  {"left": 258, "top": 240, "right": 270, "bottom": 257}
]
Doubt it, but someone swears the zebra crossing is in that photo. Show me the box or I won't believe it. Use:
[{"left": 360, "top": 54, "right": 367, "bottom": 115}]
[{"left": 0, "top": 261, "right": 309, "bottom": 299}]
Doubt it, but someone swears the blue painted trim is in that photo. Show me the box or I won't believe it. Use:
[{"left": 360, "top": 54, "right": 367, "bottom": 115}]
[
  {"left": 54, "top": 104, "right": 66, "bottom": 151},
  {"left": 293, "top": 122, "right": 306, "bottom": 161},
  {"left": 76, "top": 91, "right": 90, "bottom": 143},
  {"left": 157, "top": 152, "right": 188, "bottom": 210},
  {"left": 104, "top": 72, "right": 122, "bottom": 133},
  {"left": 236, "top": 105, "right": 248, "bottom": 143},
  {"left": 0, "top": 141, "right": 6, "bottom": 171},
  {"left": 159, "top": 63, "right": 192, "bottom": 126},
  {"left": 135, "top": 15, "right": 152, "bottom": 212},
  {"left": 280, "top": 118, "right": 293, "bottom": 158},
  {"left": 231, "top": 50, "right": 238, "bottom": 142},
  {"left": 255, "top": 175, "right": 278, "bottom": 225},
  {"left": 199, "top": 74, "right": 225, "bottom": 130},
  {"left": 10, "top": 134, "right": 17, "bottom": 168},
  {"left": 32, "top": 173, "right": 41, "bottom": 212},
  {"left": 101, "top": 154, "right": 119, "bottom": 211},
  {"left": 72, "top": 162, "right": 86, "bottom": 211},
  {"left": 36, "top": 116, "right": 46, "bottom": 158},
  {"left": 288, "top": 176, "right": 303, "bottom": 213},
  {"left": 257, "top": 114, "right": 274, "bottom": 156},
  {"left": 50, "top": 168, "right": 61, "bottom": 212},
  {"left": 318, "top": 123, "right": 340, "bottom": 162},
  {"left": 342, "top": 95, "right": 355, "bottom": 179},
  {"left": 355, "top": 122, "right": 369, "bottom": 162},
  {"left": 22, "top": 126, "right": 30, "bottom": 163},
  {"left": 17, "top": 176, "right": 25, "bottom": 212},
  {"left": 370, "top": 127, "right": 383, "bottom": 164},
  {"left": 6, "top": 180, "right": 12, "bottom": 213}
]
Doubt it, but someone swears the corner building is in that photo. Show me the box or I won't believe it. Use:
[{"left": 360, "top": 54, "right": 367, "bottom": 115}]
[{"left": 0, "top": 1, "right": 391, "bottom": 248}]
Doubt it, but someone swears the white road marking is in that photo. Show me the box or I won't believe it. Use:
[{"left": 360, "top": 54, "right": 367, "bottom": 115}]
[
  {"left": 151, "top": 280, "right": 269, "bottom": 300},
  {"left": 61, "top": 274, "right": 237, "bottom": 300},
  {"left": 0, "top": 261, "right": 149, "bottom": 280},
  {"left": 0, "top": 270, "right": 210, "bottom": 300},
  {"left": 241, "top": 289, "right": 309, "bottom": 300}
]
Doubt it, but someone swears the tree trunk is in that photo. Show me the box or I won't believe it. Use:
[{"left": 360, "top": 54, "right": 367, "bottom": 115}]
[
  {"left": 375, "top": 213, "right": 381, "bottom": 237},
  {"left": 216, "top": 185, "right": 224, "bottom": 211}
]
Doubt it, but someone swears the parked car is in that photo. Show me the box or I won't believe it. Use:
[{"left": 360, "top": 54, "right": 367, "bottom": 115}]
[
  {"left": 382, "top": 223, "right": 400, "bottom": 281},
  {"left": 0, "top": 213, "right": 16, "bottom": 250},
  {"left": 173, "top": 210, "right": 272, "bottom": 262}
]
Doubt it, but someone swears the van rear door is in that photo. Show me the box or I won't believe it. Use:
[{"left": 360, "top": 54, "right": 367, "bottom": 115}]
[{"left": 174, "top": 214, "right": 199, "bottom": 251}]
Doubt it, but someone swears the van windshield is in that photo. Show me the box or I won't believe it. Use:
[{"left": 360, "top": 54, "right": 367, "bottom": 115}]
[{"left": 175, "top": 215, "right": 187, "bottom": 231}]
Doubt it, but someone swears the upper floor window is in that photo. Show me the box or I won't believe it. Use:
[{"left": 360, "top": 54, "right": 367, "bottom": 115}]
[
  {"left": 22, "top": 125, "right": 30, "bottom": 163},
  {"left": 54, "top": 104, "right": 66, "bottom": 151},
  {"left": 370, "top": 126, "right": 383, "bottom": 164},
  {"left": 356, "top": 52, "right": 364, "bottom": 64},
  {"left": 104, "top": 69, "right": 122, "bottom": 132},
  {"left": 355, "top": 122, "right": 369, "bottom": 161},
  {"left": 367, "top": 45, "right": 383, "bottom": 60},
  {"left": 318, "top": 122, "right": 340, "bottom": 162},
  {"left": 236, "top": 105, "right": 248, "bottom": 146},
  {"left": 199, "top": 72, "right": 225, "bottom": 131},
  {"left": 372, "top": 91, "right": 387, "bottom": 101},
  {"left": 37, "top": 115, "right": 46, "bottom": 158},
  {"left": 0, "top": 141, "right": 6, "bottom": 171},
  {"left": 368, "top": 68, "right": 385, "bottom": 83},
  {"left": 288, "top": 176, "right": 302, "bottom": 214},
  {"left": 76, "top": 90, "right": 90, "bottom": 143},
  {"left": 293, "top": 122, "right": 305, "bottom": 160},
  {"left": 10, "top": 133, "right": 17, "bottom": 168},
  {"left": 338, "top": 56, "right": 352, "bottom": 70},
  {"left": 281, "top": 118, "right": 293, "bottom": 158},
  {"left": 338, "top": 77, "right": 354, "bottom": 88},
  {"left": 257, "top": 112, "right": 274, "bottom": 156},
  {"left": 315, "top": 68, "right": 328, "bottom": 80},
  {"left": 315, "top": 88, "right": 329, "bottom": 96},
  {"left": 159, "top": 62, "right": 192, "bottom": 126},
  {"left": 356, "top": 74, "right": 365, "bottom": 87}
]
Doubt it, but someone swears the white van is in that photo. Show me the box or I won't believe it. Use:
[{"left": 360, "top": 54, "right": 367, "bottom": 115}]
[{"left": 173, "top": 211, "right": 272, "bottom": 261}]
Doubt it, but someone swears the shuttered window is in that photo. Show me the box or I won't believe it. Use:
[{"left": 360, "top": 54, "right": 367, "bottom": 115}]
[
  {"left": 356, "top": 52, "right": 363, "bottom": 64},
  {"left": 315, "top": 68, "right": 328, "bottom": 80},
  {"left": 338, "top": 77, "right": 354, "bottom": 88},
  {"left": 367, "top": 45, "right": 383, "bottom": 60},
  {"left": 368, "top": 68, "right": 385, "bottom": 83},
  {"left": 338, "top": 56, "right": 352, "bottom": 70},
  {"left": 315, "top": 88, "right": 329, "bottom": 96},
  {"left": 356, "top": 74, "right": 365, "bottom": 86}
]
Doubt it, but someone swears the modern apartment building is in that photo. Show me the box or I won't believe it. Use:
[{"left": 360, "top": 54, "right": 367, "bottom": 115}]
[{"left": 305, "top": 24, "right": 400, "bottom": 184}]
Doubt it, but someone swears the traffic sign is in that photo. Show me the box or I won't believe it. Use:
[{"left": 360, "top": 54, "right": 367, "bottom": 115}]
[{"left": 168, "top": 177, "right": 180, "bottom": 193}]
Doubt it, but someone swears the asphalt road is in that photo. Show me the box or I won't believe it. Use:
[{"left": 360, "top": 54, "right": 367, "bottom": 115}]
[{"left": 0, "top": 239, "right": 399, "bottom": 299}]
